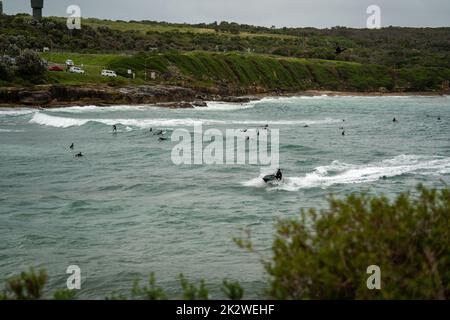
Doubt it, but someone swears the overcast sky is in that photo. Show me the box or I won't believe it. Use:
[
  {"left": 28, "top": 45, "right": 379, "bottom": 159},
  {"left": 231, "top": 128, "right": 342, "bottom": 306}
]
[{"left": 2, "top": 0, "right": 450, "bottom": 28}]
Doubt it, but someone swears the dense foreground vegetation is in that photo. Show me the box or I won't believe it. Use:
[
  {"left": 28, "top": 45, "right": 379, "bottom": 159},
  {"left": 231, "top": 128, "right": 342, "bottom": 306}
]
[{"left": 1, "top": 186, "right": 448, "bottom": 300}]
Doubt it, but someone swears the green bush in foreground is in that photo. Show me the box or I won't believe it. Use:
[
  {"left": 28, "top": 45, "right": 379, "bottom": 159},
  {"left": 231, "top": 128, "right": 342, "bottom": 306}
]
[
  {"left": 262, "top": 185, "right": 450, "bottom": 300},
  {"left": 1, "top": 186, "right": 448, "bottom": 300}
]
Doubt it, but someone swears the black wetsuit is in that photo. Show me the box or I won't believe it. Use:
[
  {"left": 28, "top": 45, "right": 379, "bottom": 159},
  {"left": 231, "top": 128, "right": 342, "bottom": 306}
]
[{"left": 275, "top": 170, "right": 283, "bottom": 181}]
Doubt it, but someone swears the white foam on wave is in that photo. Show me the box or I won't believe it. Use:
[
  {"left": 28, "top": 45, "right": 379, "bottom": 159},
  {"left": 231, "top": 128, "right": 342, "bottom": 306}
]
[
  {"left": 196, "top": 101, "right": 257, "bottom": 111},
  {"left": 0, "top": 109, "right": 36, "bottom": 117},
  {"left": 29, "top": 113, "right": 226, "bottom": 128},
  {"left": 243, "top": 155, "right": 450, "bottom": 191},
  {"left": 0, "top": 128, "right": 25, "bottom": 133},
  {"left": 259, "top": 94, "right": 429, "bottom": 104},
  {"left": 259, "top": 96, "right": 330, "bottom": 104},
  {"left": 29, "top": 113, "right": 340, "bottom": 128},
  {"left": 46, "top": 105, "right": 159, "bottom": 113}
]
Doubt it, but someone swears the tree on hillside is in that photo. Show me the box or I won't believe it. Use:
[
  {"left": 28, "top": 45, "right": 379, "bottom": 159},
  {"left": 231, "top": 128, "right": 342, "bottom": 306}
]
[{"left": 15, "top": 49, "right": 45, "bottom": 80}]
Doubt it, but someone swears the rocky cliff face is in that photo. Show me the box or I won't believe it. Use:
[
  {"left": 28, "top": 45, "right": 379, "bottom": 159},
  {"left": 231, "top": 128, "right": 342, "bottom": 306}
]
[{"left": 0, "top": 85, "right": 200, "bottom": 108}]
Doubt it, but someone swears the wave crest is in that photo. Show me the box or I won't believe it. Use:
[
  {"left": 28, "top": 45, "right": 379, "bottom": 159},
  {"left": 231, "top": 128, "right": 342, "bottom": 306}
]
[
  {"left": 29, "top": 113, "right": 341, "bottom": 128},
  {"left": 243, "top": 155, "right": 450, "bottom": 191}
]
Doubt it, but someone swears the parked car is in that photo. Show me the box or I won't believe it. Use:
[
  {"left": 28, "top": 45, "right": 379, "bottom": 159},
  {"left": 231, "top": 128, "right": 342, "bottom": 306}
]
[
  {"left": 101, "top": 70, "right": 117, "bottom": 77},
  {"left": 48, "top": 65, "right": 64, "bottom": 72},
  {"left": 65, "top": 59, "right": 74, "bottom": 66},
  {"left": 69, "top": 66, "right": 85, "bottom": 74}
]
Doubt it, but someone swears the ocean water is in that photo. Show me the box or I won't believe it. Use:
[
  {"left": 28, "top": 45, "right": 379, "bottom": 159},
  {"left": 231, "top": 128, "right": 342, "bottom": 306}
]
[{"left": 0, "top": 95, "right": 449, "bottom": 299}]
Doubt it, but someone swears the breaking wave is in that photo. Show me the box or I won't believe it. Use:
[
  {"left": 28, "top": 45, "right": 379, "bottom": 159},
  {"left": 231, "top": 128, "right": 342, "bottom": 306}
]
[
  {"left": 0, "top": 109, "right": 36, "bottom": 117},
  {"left": 0, "top": 128, "right": 25, "bottom": 133},
  {"left": 196, "top": 101, "right": 257, "bottom": 111},
  {"left": 46, "top": 105, "right": 159, "bottom": 113},
  {"left": 29, "top": 113, "right": 341, "bottom": 128},
  {"left": 243, "top": 155, "right": 450, "bottom": 191}
]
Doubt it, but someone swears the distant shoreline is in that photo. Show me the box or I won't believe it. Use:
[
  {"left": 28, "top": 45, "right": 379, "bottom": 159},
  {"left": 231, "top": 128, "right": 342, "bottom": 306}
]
[{"left": 0, "top": 85, "right": 448, "bottom": 109}]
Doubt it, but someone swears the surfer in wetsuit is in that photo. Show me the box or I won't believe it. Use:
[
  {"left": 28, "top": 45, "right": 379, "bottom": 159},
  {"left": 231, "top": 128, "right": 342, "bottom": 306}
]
[
  {"left": 275, "top": 169, "right": 283, "bottom": 181},
  {"left": 75, "top": 152, "right": 83, "bottom": 157},
  {"left": 393, "top": 118, "right": 398, "bottom": 123},
  {"left": 69, "top": 143, "right": 74, "bottom": 150},
  {"left": 113, "top": 125, "right": 117, "bottom": 132}
]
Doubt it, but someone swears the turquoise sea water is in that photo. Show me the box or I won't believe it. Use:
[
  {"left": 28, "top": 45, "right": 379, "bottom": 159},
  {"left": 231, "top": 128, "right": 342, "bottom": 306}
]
[{"left": 0, "top": 95, "right": 449, "bottom": 299}]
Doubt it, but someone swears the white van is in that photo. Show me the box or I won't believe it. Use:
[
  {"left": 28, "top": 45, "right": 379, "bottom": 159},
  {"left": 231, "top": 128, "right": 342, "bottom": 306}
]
[
  {"left": 69, "top": 66, "right": 85, "bottom": 74},
  {"left": 101, "top": 70, "right": 117, "bottom": 77},
  {"left": 65, "top": 59, "right": 74, "bottom": 66}
]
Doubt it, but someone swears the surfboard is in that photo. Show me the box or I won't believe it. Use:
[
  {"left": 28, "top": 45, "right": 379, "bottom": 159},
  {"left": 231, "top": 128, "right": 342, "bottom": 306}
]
[{"left": 263, "top": 175, "right": 277, "bottom": 183}]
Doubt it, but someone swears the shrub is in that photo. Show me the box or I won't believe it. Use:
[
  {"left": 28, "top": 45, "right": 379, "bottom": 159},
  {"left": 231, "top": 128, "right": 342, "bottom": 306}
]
[
  {"left": 222, "top": 280, "right": 244, "bottom": 300},
  {"left": 15, "top": 49, "right": 46, "bottom": 80},
  {"left": 132, "top": 273, "right": 167, "bottom": 300},
  {"left": 4, "top": 268, "right": 48, "bottom": 300},
  {"left": 0, "top": 61, "right": 14, "bottom": 81},
  {"left": 179, "top": 274, "right": 209, "bottom": 300},
  {"left": 264, "top": 185, "right": 450, "bottom": 300}
]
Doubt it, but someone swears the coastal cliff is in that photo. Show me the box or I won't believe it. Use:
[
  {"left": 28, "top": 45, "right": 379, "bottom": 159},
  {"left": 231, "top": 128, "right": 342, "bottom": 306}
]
[{"left": 0, "top": 84, "right": 260, "bottom": 108}]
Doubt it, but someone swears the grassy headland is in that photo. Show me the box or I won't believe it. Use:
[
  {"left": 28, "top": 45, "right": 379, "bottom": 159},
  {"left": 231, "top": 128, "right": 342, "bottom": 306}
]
[
  {"left": 38, "top": 51, "right": 450, "bottom": 93},
  {"left": 1, "top": 14, "right": 449, "bottom": 106}
]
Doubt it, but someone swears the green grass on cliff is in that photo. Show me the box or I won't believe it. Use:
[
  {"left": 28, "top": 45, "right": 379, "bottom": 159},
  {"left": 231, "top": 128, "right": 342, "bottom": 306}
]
[{"left": 39, "top": 51, "right": 450, "bottom": 92}]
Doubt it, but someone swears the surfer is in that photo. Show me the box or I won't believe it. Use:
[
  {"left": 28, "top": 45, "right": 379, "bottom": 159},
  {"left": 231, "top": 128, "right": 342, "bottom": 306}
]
[
  {"left": 438, "top": 117, "right": 441, "bottom": 121},
  {"left": 275, "top": 169, "right": 283, "bottom": 181},
  {"left": 342, "top": 130, "right": 346, "bottom": 136},
  {"left": 113, "top": 125, "right": 117, "bottom": 132},
  {"left": 154, "top": 130, "right": 164, "bottom": 136},
  {"left": 69, "top": 143, "right": 74, "bottom": 150},
  {"left": 159, "top": 137, "right": 169, "bottom": 142},
  {"left": 149, "top": 128, "right": 153, "bottom": 133},
  {"left": 75, "top": 152, "right": 83, "bottom": 157},
  {"left": 393, "top": 118, "right": 398, "bottom": 123}
]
